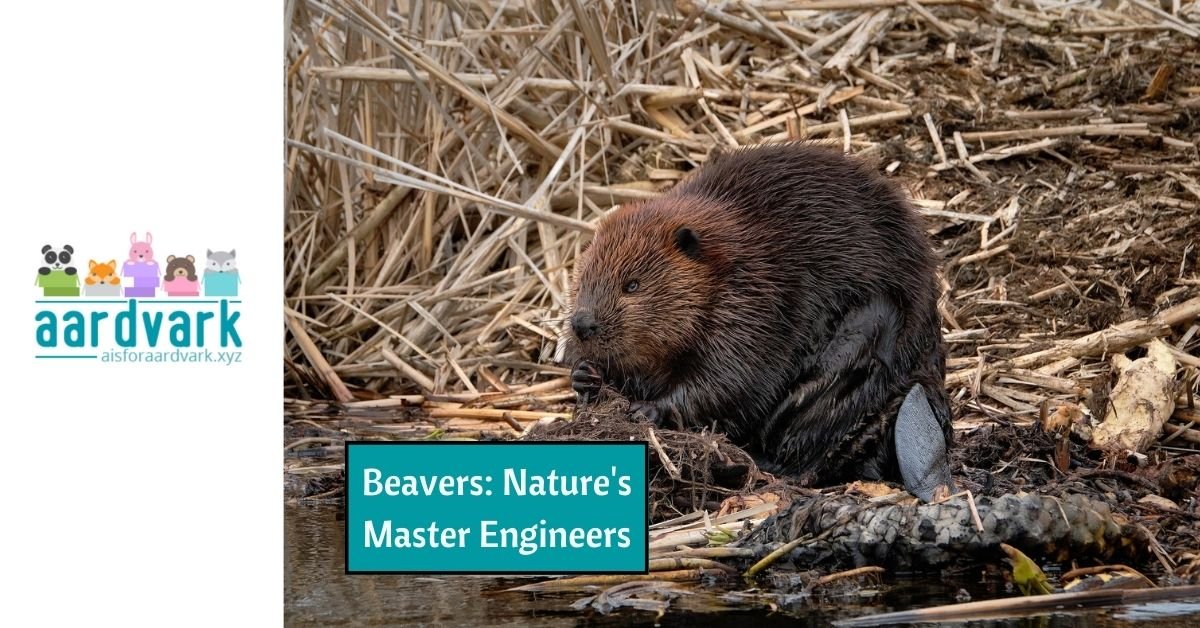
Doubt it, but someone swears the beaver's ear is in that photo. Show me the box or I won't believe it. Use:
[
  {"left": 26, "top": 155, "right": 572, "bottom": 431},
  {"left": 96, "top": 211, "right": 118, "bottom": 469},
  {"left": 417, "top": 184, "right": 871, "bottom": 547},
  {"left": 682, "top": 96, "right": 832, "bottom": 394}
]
[
  {"left": 186, "top": 255, "right": 195, "bottom": 263},
  {"left": 706, "top": 146, "right": 730, "bottom": 165},
  {"left": 167, "top": 255, "right": 176, "bottom": 263},
  {"left": 675, "top": 227, "right": 701, "bottom": 259}
]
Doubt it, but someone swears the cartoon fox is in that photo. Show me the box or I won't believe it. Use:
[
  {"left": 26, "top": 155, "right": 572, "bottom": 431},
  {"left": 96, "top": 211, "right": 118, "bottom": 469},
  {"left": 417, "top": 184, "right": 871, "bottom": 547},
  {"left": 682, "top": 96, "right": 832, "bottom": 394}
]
[{"left": 84, "top": 260, "right": 122, "bottom": 297}]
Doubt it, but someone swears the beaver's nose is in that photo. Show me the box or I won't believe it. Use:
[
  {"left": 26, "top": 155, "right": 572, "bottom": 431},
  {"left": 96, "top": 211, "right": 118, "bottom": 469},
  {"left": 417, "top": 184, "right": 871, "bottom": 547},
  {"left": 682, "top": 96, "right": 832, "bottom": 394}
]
[{"left": 571, "top": 311, "right": 600, "bottom": 341}]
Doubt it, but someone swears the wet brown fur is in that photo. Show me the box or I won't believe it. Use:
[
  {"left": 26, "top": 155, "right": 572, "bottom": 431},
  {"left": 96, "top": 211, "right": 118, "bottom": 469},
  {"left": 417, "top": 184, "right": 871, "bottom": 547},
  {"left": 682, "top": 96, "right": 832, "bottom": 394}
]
[{"left": 565, "top": 143, "right": 951, "bottom": 487}]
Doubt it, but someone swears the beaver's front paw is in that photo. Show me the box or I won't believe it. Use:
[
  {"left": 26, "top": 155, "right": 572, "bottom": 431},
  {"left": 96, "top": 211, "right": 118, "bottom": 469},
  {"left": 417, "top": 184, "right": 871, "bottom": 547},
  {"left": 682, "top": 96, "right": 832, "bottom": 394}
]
[
  {"left": 629, "top": 401, "right": 670, "bottom": 427},
  {"left": 571, "top": 360, "right": 604, "bottom": 405}
]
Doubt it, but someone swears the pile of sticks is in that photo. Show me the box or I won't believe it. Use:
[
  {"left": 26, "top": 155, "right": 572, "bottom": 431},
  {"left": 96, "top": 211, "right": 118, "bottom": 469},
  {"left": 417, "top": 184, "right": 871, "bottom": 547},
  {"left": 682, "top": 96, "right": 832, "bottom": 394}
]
[{"left": 285, "top": 0, "right": 1199, "bottom": 439}]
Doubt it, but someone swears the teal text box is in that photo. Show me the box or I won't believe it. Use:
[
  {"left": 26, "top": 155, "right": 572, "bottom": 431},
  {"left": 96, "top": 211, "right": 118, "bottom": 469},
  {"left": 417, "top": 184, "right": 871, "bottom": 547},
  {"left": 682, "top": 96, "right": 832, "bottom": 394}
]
[{"left": 345, "top": 442, "right": 648, "bottom": 574}]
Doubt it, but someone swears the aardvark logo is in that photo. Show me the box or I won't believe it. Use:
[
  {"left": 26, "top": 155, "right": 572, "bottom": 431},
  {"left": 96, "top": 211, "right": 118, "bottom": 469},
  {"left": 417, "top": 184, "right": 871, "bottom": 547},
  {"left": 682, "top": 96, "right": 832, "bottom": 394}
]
[{"left": 34, "top": 232, "right": 244, "bottom": 365}]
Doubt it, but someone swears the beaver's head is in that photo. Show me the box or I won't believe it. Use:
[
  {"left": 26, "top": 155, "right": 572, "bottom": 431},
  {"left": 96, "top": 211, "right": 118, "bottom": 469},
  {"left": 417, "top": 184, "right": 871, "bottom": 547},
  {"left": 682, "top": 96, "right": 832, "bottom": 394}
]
[{"left": 568, "top": 196, "right": 732, "bottom": 379}]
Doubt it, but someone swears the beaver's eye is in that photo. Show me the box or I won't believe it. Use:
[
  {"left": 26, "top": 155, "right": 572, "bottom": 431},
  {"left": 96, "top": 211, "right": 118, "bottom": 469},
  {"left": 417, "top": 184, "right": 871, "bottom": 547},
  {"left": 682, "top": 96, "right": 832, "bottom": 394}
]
[{"left": 623, "top": 280, "right": 639, "bottom": 294}]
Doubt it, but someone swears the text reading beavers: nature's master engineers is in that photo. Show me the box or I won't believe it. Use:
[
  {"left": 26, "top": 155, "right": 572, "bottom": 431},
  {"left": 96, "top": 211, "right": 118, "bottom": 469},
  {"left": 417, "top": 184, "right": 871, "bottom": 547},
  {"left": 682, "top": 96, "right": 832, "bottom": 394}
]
[
  {"left": 345, "top": 442, "right": 648, "bottom": 574},
  {"left": 362, "top": 467, "right": 635, "bottom": 552}
]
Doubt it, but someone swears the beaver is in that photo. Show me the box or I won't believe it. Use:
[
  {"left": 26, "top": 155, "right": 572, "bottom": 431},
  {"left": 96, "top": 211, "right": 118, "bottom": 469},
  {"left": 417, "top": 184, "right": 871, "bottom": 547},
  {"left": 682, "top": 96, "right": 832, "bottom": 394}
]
[{"left": 564, "top": 143, "right": 953, "bottom": 501}]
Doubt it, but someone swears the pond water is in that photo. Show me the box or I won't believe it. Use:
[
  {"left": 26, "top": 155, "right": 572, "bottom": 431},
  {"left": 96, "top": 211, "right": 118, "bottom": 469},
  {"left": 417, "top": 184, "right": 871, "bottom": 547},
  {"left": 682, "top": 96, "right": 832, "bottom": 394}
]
[{"left": 286, "top": 505, "right": 1200, "bottom": 626}]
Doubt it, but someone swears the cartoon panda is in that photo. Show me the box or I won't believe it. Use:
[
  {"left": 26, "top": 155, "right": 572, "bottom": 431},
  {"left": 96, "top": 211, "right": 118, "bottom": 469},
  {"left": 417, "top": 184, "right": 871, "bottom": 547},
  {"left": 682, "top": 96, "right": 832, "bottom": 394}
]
[
  {"left": 36, "top": 244, "right": 80, "bottom": 297},
  {"left": 39, "top": 244, "right": 77, "bottom": 276}
]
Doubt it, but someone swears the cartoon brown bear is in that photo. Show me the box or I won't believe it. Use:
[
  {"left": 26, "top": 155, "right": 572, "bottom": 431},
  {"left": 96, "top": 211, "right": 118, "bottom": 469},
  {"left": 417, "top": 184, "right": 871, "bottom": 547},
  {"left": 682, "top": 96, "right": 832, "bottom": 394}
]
[{"left": 163, "top": 254, "right": 199, "bottom": 297}]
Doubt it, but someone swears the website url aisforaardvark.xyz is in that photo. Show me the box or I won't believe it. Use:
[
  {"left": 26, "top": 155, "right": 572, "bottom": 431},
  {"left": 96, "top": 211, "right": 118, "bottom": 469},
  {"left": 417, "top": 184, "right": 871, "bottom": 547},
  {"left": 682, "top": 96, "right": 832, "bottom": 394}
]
[{"left": 100, "top": 348, "right": 243, "bottom": 364}]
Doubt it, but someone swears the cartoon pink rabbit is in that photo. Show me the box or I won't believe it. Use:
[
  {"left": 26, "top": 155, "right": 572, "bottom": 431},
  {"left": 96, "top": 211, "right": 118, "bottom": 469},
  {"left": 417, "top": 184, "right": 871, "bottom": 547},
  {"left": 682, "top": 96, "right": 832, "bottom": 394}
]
[
  {"left": 122, "top": 232, "right": 161, "bottom": 297},
  {"left": 128, "top": 232, "right": 154, "bottom": 263}
]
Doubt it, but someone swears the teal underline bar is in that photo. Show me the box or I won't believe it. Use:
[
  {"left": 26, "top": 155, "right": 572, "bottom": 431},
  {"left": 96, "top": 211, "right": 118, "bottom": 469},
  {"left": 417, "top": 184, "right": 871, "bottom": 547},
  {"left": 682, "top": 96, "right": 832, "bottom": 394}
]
[{"left": 36, "top": 355, "right": 98, "bottom": 359}]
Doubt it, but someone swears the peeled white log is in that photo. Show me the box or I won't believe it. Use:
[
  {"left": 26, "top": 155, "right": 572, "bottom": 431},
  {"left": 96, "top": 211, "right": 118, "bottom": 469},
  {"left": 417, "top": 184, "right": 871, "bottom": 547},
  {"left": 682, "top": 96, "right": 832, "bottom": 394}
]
[{"left": 1090, "top": 339, "right": 1178, "bottom": 454}]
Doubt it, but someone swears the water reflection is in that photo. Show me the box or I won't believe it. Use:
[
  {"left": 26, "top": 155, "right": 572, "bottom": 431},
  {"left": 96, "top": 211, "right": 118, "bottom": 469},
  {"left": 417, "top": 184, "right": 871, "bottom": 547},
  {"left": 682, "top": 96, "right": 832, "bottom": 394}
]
[{"left": 285, "top": 504, "right": 1200, "bottom": 627}]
